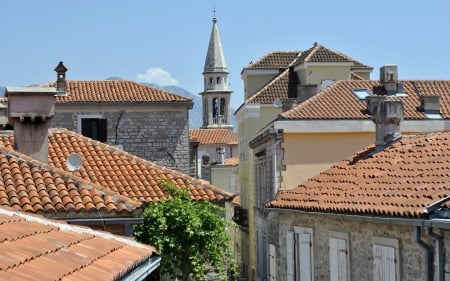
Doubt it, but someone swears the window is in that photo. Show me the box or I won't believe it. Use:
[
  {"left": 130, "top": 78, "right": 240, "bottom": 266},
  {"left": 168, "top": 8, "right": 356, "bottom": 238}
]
[
  {"left": 287, "top": 226, "right": 314, "bottom": 281},
  {"left": 81, "top": 118, "right": 107, "bottom": 142},
  {"left": 372, "top": 237, "right": 399, "bottom": 281},
  {"left": 352, "top": 88, "right": 372, "bottom": 100},
  {"left": 329, "top": 232, "right": 349, "bottom": 281}
]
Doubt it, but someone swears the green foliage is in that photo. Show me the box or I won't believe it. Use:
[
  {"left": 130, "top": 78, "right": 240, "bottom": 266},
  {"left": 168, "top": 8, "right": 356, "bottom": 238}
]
[{"left": 133, "top": 180, "right": 236, "bottom": 281}]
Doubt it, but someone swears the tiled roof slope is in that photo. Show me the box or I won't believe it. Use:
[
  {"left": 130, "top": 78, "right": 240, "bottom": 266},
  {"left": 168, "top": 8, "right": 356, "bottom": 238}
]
[
  {"left": 267, "top": 131, "right": 450, "bottom": 218},
  {"left": 42, "top": 80, "right": 192, "bottom": 104},
  {"left": 0, "top": 129, "right": 232, "bottom": 215},
  {"left": 245, "top": 68, "right": 298, "bottom": 105},
  {"left": 223, "top": 157, "right": 239, "bottom": 166},
  {"left": 46, "top": 129, "right": 232, "bottom": 202},
  {"left": 244, "top": 51, "right": 300, "bottom": 70},
  {"left": 292, "top": 43, "right": 373, "bottom": 71},
  {"left": 280, "top": 80, "right": 450, "bottom": 120},
  {"left": 0, "top": 137, "right": 140, "bottom": 216},
  {"left": 190, "top": 129, "right": 238, "bottom": 145},
  {"left": 0, "top": 206, "right": 158, "bottom": 281}
]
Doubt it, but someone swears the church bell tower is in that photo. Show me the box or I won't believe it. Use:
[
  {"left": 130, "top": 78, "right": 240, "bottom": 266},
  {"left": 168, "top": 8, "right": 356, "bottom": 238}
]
[{"left": 200, "top": 17, "right": 233, "bottom": 129}]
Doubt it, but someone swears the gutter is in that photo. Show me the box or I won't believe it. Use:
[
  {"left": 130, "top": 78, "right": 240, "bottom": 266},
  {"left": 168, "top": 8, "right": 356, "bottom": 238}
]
[
  {"left": 426, "top": 227, "right": 444, "bottom": 281},
  {"left": 266, "top": 208, "right": 450, "bottom": 229},
  {"left": 119, "top": 255, "right": 161, "bottom": 281},
  {"left": 65, "top": 217, "right": 143, "bottom": 225},
  {"left": 414, "top": 226, "right": 432, "bottom": 281}
]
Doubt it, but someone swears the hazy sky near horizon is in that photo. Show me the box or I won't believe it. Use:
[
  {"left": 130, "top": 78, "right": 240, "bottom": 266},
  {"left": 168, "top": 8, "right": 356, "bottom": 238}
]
[{"left": 1, "top": 0, "right": 449, "bottom": 109}]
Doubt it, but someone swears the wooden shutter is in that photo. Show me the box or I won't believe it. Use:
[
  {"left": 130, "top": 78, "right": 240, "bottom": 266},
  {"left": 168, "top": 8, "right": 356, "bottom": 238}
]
[
  {"left": 269, "top": 244, "right": 276, "bottom": 281},
  {"left": 330, "top": 237, "right": 348, "bottom": 281},
  {"left": 297, "top": 232, "right": 312, "bottom": 281},
  {"left": 373, "top": 244, "right": 396, "bottom": 281},
  {"left": 286, "top": 231, "right": 295, "bottom": 281},
  {"left": 98, "top": 118, "right": 107, "bottom": 142}
]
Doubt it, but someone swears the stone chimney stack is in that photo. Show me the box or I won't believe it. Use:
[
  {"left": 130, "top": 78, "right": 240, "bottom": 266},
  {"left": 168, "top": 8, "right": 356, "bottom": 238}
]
[
  {"left": 6, "top": 87, "right": 57, "bottom": 163},
  {"left": 54, "top": 61, "right": 68, "bottom": 94},
  {"left": 216, "top": 147, "right": 225, "bottom": 165},
  {"left": 370, "top": 99, "right": 403, "bottom": 148},
  {"left": 380, "top": 65, "right": 398, "bottom": 95}
]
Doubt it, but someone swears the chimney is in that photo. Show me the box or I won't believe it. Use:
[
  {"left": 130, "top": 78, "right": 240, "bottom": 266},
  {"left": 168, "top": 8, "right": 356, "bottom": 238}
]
[
  {"left": 54, "top": 61, "right": 68, "bottom": 95},
  {"left": 380, "top": 65, "right": 398, "bottom": 95},
  {"left": 6, "top": 87, "right": 56, "bottom": 163},
  {"left": 216, "top": 147, "right": 225, "bottom": 165},
  {"left": 371, "top": 100, "right": 403, "bottom": 148}
]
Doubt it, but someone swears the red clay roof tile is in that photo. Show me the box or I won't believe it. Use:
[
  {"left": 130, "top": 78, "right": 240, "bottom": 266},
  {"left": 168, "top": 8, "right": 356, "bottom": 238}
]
[
  {"left": 280, "top": 80, "right": 450, "bottom": 120},
  {"left": 189, "top": 128, "right": 238, "bottom": 144},
  {"left": 0, "top": 206, "right": 158, "bottom": 280},
  {"left": 41, "top": 80, "right": 192, "bottom": 104},
  {"left": 267, "top": 131, "right": 450, "bottom": 218}
]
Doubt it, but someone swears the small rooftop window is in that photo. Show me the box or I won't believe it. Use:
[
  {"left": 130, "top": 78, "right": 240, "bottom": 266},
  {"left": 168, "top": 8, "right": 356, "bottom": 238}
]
[{"left": 352, "top": 88, "right": 372, "bottom": 100}]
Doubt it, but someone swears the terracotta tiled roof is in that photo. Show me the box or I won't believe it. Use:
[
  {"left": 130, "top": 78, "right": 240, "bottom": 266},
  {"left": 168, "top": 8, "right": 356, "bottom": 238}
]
[
  {"left": 280, "top": 80, "right": 450, "bottom": 120},
  {"left": 0, "top": 129, "right": 234, "bottom": 216},
  {"left": 47, "top": 129, "right": 232, "bottom": 202},
  {"left": 223, "top": 157, "right": 239, "bottom": 166},
  {"left": 292, "top": 44, "right": 373, "bottom": 71},
  {"left": 0, "top": 206, "right": 158, "bottom": 280},
  {"left": 41, "top": 80, "right": 192, "bottom": 104},
  {"left": 0, "top": 137, "right": 140, "bottom": 216},
  {"left": 245, "top": 68, "right": 298, "bottom": 105},
  {"left": 267, "top": 131, "right": 450, "bottom": 218},
  {"left": 244, "top": 51, "right": 300, "bottom": 70},
  {"left": 350, "top": 72, "right": 365, "bottom": 80},
  {"left": 190, "top": 129, "right": 238, "bottom": 145}
]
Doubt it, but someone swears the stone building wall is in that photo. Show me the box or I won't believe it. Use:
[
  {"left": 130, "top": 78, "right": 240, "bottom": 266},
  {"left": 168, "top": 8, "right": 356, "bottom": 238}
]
[
  {"left": 268, "top": 211, "right": 449, "bottom": 281},
  {"left": 52, "top": 107, "right": 190, "bottom": 174}
]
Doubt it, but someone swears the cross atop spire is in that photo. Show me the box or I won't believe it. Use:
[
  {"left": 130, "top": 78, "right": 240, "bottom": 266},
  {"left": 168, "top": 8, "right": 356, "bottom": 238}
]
[{"left": 212, "top": 6, "right": 217, "bottom": 18}]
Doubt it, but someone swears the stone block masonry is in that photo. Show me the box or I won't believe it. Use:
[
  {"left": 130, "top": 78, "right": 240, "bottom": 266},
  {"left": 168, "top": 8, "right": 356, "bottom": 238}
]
[{"left": 51, "top": 109, "right": 190, "bottom": 174}]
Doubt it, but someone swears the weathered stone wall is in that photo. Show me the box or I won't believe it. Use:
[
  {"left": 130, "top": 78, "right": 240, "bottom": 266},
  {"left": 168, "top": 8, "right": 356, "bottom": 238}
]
[
  {"left": 51, "top": 108, "right": 190, "bottom": 174},
  {"left": 267, "top": 211, "right": 449, "bottom": 281}
]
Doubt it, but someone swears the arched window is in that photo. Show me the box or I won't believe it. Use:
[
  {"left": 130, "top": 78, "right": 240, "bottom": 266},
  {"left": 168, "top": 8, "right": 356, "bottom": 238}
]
[
  {"left": 217, "top": 77, "right": 220, "bottom": 83},
  {"left": 212, "top": 98, "right": 219, "bottom": 117},
  {"left": 220, "top": 98, "right": 226, "bottom": 116}
]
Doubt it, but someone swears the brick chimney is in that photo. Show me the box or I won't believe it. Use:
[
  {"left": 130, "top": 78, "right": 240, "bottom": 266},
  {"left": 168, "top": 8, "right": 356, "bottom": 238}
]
[
  {"left": 6, "top": 87, "right": 56, "bottom": 163},
  {"left": 370, "top": 99, "right": 403, "bottom": 148},
  {"left": 54, "top": 61, "right": 68, "bottom": 95}
]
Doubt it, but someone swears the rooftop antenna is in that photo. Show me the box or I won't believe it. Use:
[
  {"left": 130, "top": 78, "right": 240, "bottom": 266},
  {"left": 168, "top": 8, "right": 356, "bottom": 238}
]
[{"left": 66, "top": 153, "right": 83, "bottom": 172}]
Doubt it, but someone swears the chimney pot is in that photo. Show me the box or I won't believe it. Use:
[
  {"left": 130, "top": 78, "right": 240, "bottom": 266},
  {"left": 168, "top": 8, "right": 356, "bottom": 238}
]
[{"left": 54, "top": 61, "right": 68, "bottom": 94}]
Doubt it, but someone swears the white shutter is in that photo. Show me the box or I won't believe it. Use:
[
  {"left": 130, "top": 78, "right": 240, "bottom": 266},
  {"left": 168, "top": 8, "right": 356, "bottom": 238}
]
[
  {"left": 286, "top": 231, "right": 295, "bottom": 281},
  {"left": 373, "top": 244, "right": 396, "bottom": 281},
  {"left": 269, "top": 244, "right": 276, "bottom": 281},
  {"left": 298, "top": 232, "right": 312, "bottom": 281},
  {"left": 330, "top": 237, "right": 348, "bottom": 281}
]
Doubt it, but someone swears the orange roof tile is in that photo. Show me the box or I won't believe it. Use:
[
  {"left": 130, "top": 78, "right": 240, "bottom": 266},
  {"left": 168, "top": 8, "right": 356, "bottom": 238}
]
[
  {"left": 244, "top": 51, "right": 300, "bottom": 70},
  {"left": 245, "top": 68, "right": 298, "bottom": 105},
  {"left": 0, "top": 206, "right": 159, "bottom": 280},
  {"left": 189, "top": 129, "right": 238, "bottom": 145},
  {"left": 41, "top": 80, "right": 192, "bottom": 104},
  {"left": 223, "top": 157, "right": 239, "bottom": 166},
  {"left": 0, "top": 129, "right": 234, "bottom": 216},
  {"left": 267, "top": 131, "right": 450, "bottom": 218},
  {"left": 0, "top": 140, "right": 140, "bottom": 217},
  {"left": 280, "top": 80, "right": 450, "bottom": 120}
]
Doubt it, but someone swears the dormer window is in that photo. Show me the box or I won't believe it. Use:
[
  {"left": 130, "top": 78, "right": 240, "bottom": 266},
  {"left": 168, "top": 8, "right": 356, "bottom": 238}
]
[{"left": 352, "top": 88, "right": 372, "bottom": 100}]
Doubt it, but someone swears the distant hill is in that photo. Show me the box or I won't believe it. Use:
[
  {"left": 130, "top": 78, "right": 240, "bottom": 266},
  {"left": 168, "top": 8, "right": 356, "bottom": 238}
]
[{"left": 145, "top": 84, "right": 237, "bottom": 130}]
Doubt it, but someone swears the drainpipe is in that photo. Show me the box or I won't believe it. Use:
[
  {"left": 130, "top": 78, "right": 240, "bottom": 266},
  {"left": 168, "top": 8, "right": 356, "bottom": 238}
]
[
  {"left": 414, "top": 226, "right": 432, "bottom": 281},
  {"left": 426, "top": 227, "right": 444, "bottom": 281}
]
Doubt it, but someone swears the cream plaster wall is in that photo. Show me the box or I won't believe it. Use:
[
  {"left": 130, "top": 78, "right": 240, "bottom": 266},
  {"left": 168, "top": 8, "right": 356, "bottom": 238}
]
[
  {"left": 243, "top": 74, "right": 278, "bottom": 100},
  {"left": 297, "top": 65, "right": 351, "bottom": 86},
  {"left": 281, "top": 132, "right": 374, "bottom": 187}
]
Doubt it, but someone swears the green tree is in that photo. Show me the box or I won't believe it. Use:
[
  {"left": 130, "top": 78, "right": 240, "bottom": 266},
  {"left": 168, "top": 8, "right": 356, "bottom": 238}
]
[{"left": 133, "top": 180, "right": 236, "bottom": 281}]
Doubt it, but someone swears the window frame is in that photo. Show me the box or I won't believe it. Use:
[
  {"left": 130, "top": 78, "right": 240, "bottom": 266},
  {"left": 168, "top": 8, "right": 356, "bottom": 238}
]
[
  {"left": 372, "top": 236, "right": 400, "bottom": 281},
  {"left": 329, "top": 231, "right": 350, "bottom": 281},
  {"left": 78, "top": 114, "right": 107, "bottom": 142}
]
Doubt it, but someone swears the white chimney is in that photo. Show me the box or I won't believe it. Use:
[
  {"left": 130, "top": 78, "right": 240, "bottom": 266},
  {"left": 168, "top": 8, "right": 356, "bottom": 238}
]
[
  {"left": 380, "top": 65, "right": 398, "bottom": 95},
  {"left": 216, "top": 147, "right": 225, "bottom": 165},
  {"left": 6, "top": 87, "right": 56, "bottom": 163}
]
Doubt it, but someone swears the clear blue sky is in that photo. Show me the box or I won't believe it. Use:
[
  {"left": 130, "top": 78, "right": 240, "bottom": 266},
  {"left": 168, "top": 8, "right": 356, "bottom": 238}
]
[{"left": 1, "top": 0, "right": 449, "bottom": 109}]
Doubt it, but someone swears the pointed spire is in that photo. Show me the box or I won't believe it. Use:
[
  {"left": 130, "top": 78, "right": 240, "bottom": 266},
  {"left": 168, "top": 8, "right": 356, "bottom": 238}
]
[{"left": 204, "top": 17, "right": 228, "bottom": 73}]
